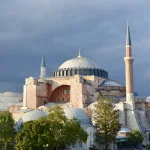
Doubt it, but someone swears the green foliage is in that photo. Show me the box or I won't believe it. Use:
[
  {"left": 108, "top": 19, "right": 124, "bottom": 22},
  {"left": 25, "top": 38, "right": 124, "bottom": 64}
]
[
  {"left": 127, "top": 130, "right": 144, "bottom": 147},
  {"left": 15, "top": 105, "right": 88, "bottom": 150},
  {"left": 93, "top": 94, "right": 121, "bottom": 150},
  {"left": 147, "top": 144, "right": 150, "bottom": 150},
  {"left": 0, "top": 111, "right": 16, "bottom": 150}
]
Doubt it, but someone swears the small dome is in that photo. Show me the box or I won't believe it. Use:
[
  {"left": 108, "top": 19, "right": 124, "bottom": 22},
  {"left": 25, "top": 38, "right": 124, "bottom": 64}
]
[
  {"left": 146, "top": 97, "right": 150, "bottom": 103},
  {"left": 17, "top": 109, "right": 47, "bottom": 126},
  {"left": 63, "top": 108, "right": 92, "bottom": 125},
  {"left": 59, "top": 57, "right": 99, "bottom": 70},
  {"left": 119, "top": 127, "right": 130, "bottom": 133},
  {"left": 99, "top": 80, "right": 122, "bottom": 87}
]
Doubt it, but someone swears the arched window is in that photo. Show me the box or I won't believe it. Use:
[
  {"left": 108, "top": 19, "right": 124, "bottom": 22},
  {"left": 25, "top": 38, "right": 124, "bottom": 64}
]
[
  {"left": 87, "top": 69, "right": 90, "bottom": 75},
  {"left": 79, "top": 69, "right": 82, "bottom": 75},
  {"left": 89, "top": 69, "right": 92, "bottom": 75},
  {"left": 62, "top": 70, "right": 64, "bottom": 76},
  {"left": 94, "top": 69, "right": 96, "bottom": 76},
  {"left": 101, "top": 71, "right": 103, "bottom": 77},
  {"left": 75, "top": 69, "right": 77, "bottom": 75},
  {"left": 66, "top": 70, "right": 68, "bottom": 76},
  {"left": 84, "top": 69, "right": 87, "bottom": 75},
  {"left": 79, "top": 141, "right": 82, "bottom": 147},
  {"left": 91, "top": 69, "right": 94, "bottom": 75},
  {"left": 97, "top": 69, "right": 99, "bottom": 76},
  {"left": 70, "top": 70, "right": 72, "bottom": 76}
]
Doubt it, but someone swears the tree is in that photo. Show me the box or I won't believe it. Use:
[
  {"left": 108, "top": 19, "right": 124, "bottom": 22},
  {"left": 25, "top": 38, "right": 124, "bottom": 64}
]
[
  {"left": 15, "top": 105, "right": 88, "bottom": 150},
  {"left": 15, "top": 119, "right": 55, "bottom": 150},
  {"left": 93, "top": 94, "right": 121, "bottom": 150},
  {"left": 0, "top": 111, "right": 16, "bottom": 150},
  {"left": 147, "top": 144, "right": 150, "bottom": 150},
  {"left": 47, "top": 105, "right": 88, "bottom": 149},
  {"left": 126, "top": 130, "right": 144, "bottom": 147}
]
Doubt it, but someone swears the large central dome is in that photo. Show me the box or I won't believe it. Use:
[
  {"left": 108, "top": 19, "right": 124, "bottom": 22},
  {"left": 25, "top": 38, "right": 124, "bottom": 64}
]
[
  {"left": 52, "top": 50, "right": 108, "bottom": 78},
  {"left": 59, "top": 56, "right": 99, "bottom": 69}
]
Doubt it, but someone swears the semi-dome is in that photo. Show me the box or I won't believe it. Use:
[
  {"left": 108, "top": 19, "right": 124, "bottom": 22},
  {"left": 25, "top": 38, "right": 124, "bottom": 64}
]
[
  {"left": 59, "top": 57, "right": 99, "bottom": 70},
  {"left": 99, "top": 80, "right": 122, "bottom": 87}
]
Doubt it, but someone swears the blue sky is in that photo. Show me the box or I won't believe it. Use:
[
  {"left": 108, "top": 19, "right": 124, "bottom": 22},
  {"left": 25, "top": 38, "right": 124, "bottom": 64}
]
[{"left": 0, "top": 0, "right": 150, "bottom": 96}]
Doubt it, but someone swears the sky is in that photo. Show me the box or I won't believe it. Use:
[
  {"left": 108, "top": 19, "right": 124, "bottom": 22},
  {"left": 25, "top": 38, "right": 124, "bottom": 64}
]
[{"left": 0, "top": 0, "right": 150, "bottom": 103}]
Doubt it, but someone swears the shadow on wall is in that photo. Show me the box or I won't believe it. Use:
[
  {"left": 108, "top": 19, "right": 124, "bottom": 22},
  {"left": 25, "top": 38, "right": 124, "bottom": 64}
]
[{"left": 49, "top": 85, "right": 70, "bottom": 103}]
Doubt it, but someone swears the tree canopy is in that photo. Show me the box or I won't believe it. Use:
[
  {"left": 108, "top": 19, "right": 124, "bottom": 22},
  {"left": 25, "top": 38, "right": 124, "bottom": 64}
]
[
  {"left": 127, "top": 130, "right": 144, "bottom": 147},
  {"left": 0, "top": 111, "right": 16, "bottom": 150},
  {"left": 15, "top": 105, "right": 88, "bottom": 150},
  {"left": 93, "top": 94, "right": 121, "bottom": 150}
]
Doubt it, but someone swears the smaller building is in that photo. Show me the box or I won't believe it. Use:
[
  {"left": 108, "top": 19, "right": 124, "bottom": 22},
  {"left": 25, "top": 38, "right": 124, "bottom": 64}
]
[{"left": 15, "top": 107, "right": 96, "bottom": 150}]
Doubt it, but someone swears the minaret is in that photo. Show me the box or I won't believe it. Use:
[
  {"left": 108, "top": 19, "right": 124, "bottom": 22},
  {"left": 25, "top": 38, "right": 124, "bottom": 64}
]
[
  {"left": 78, "top": 48, "right": 82, "bottom": 58},
  {"left": 124, "top": 23, "right": 134, "bottom": 109},
  {"left": 40, "top": 55, "right": 47, "bottom": 78}
]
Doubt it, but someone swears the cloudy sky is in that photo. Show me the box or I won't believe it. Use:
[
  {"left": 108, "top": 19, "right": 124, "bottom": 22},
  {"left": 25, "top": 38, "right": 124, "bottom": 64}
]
[{"left": 0, "top": 0, "right": 150, "bottom": 97}]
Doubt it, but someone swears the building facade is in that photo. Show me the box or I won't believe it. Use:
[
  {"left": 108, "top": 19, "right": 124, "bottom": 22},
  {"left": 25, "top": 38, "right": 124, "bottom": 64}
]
[{"left": 8, "top": 24, "right": 150, "bottom": 148}]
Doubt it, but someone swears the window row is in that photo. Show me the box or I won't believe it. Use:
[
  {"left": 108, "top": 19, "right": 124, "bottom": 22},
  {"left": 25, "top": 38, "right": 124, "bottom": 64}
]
[
  {"left": 53, "top": 69, "right": 108, "bottom": 78},
  {"left": 53, "top": 98, "right": 70, "bottom": 102},
  {"left": 57, "top": 89, "right": 70, "bottom": 95}
]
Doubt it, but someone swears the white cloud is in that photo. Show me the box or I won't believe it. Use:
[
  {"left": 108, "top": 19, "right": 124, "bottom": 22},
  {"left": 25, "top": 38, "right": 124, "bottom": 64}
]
[{"left": 0, "top": 92, "right": 22, "bottom": 110}]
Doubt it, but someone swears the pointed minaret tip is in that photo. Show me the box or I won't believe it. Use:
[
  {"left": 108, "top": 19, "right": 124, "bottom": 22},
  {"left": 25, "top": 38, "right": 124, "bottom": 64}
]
[
  {"left": 78, "top": 48, "right": 82, "bottom": 58},
  {"left": 126, "top": 23, "right": 132, "bottom": 46},
  {"left": 40, "top": 54, "right": 47, "bottom": 78},
  {"left": 41, "top": 54, "right": 46, "bottom": 67}
]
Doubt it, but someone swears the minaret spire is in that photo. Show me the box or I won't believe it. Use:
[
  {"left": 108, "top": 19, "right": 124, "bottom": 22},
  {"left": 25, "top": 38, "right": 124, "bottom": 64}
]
[
  {"left": 78, "top": 48, "right": 82, "bottom": 58},
  {"left": 41, "top": 54, "right": 46, "bottom": 67},
  {"left": 124, "top": 23, "right": 134, "bottom": 109},
  {"left": 126, "top": 23, "right": 132, "bottom": 46},
  {"left": 40, "top": 54, "right": 47, "bottom": 78}
]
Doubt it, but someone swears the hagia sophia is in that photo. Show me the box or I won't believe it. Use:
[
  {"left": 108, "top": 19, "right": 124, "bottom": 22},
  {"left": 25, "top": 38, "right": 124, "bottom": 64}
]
[{"left": 7, "top": 24, "right": 150, "bottom": 149}]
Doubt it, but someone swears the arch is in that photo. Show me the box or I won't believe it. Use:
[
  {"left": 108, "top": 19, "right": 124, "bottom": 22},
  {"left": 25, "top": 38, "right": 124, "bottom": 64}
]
[{"left": 49, "top": 85, "right": 70, "bottom": 103}]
